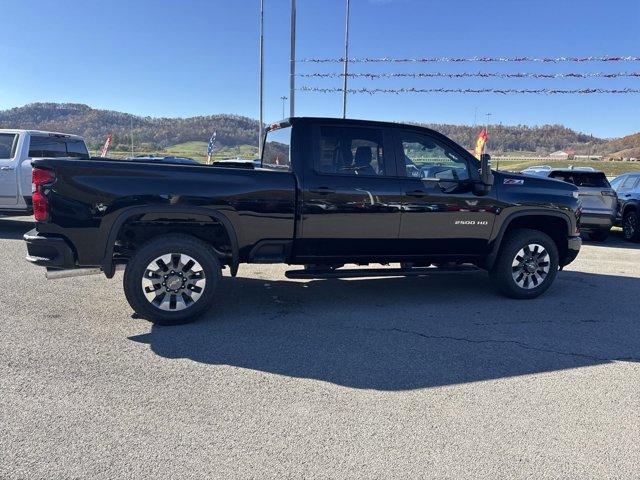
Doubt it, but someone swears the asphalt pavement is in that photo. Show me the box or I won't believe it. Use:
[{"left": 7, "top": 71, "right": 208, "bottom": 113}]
[{"left": 1, "top": 217, "right": 639, "bottom": 479}]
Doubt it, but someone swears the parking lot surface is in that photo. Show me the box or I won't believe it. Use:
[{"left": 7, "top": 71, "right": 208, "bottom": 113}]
[{"left": 1, "top": 217, "right": 639, "bottom": 479}]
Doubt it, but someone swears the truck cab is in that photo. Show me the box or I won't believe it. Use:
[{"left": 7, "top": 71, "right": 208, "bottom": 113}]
[{"left": 0, "top": 129, "right": 89, "bottom": 216}]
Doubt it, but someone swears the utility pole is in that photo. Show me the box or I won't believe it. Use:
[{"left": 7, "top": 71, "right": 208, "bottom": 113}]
[
  {"left": 342, "top": 0, "right": 351, "bottom": 119},
  {"left": 258, "top": 0, "right": 265, "bottom": 157},
  {"left": 130, "top": 116, "right": 134, "bottom": 157},
  {"left": 280, "top": 96, "right": 288, "bottom": 119},
  {"left": 289, "top": 0, "right": 296, "bottom": 117}
]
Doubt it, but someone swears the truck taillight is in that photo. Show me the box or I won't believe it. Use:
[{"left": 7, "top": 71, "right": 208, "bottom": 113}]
[{"left": 32, "top": 168, "right": 55, "bottom": 222}]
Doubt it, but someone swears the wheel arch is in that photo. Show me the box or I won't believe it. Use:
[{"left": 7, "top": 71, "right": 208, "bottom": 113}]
[
  {"left": 102, "top": 206, "right": 239, "bottom": 278},
  {"left": 485, "top": 210, "right": 573, "bottom": 270}
]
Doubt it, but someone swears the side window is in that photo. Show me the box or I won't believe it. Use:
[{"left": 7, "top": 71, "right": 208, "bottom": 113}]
[
  {"left": 610, "top": 175, "right": 625, "bottom": 191},
  {"left": 400, "top": 131, "right": 470, "bottom": 181},
  {"left": 315, "top": 126, "right": 387, "bottom": 176},
  {"left": 0, "top": 133, "right": 18, "bottom": 160},
  {"left": 262, "top": 125, "right": 291, "bottom": 170},
  {"left": 621, "top": 176, "right": 638, "bottom": 189},
  {"left": 28, "top": 136, "right": 68, "bottom": 158}
]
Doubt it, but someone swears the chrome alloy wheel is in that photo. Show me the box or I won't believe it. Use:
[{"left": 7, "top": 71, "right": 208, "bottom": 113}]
[
  {"left": 141, "top": 253, "right": 206, "bottom": 311},
  {"left": 511, "top": 243, "right": 550, "bottom": 290}
]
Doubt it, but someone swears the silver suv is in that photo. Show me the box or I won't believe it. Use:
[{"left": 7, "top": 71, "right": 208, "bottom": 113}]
[{"left": 522, "top": 168, "right": 617, "bottom": 241}]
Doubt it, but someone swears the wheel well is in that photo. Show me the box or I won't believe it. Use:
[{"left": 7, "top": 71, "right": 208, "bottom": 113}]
[
  {"left": 113, "top": 213, "right": 233, "bottom": 265},
  {"left": 623, "top": 203, "right": 638, "bottom": 216},
  {"left": 501, "top": 215, "right": 569, "bottom": 261}
]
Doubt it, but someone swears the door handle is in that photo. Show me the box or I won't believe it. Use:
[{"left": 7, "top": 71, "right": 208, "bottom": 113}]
[
  {"left": 406, "top": 190, "right": 426, "bottom": 198},
  {"left": 0, "top": 166, "right": 15, "bottom": 171},
  {"left": 309, "top": 187, "right": 335, "bottom": 195}
]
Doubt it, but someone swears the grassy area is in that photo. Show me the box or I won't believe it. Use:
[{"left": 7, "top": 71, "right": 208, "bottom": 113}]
[
  {"left": 493, "top": 158, "right": 640, "bottom": 177},
  {"left": 101, "top": 142, "right": 259, "bottom": 164}
]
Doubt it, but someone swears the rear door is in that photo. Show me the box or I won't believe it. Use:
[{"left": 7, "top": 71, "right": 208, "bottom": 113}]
[
  {"left": 297, "top": 123, "right": 402, "bottom": 258},
  {"left": 0, "top": 132, "right": 20, "bottom": 207}
]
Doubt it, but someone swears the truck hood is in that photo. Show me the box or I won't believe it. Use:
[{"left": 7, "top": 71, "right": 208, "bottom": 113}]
[{"left": 495, "top": 171, "right": 580, "bottom": 210}]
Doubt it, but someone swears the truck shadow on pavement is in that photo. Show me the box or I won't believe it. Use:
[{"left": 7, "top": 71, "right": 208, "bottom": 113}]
[{"left": 130, "top": 269, "right": 640, "bottom": 391}]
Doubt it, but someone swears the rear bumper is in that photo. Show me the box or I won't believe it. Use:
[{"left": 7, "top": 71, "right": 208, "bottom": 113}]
[
  {"left": 562, "top": 235, "right": 582, "bottom": 266},
  {"left": 24, "top": 229, "right": 76, "bottom": 269},
  {"left": 579, "top": 212, "right": 615, "bottom": 231}
]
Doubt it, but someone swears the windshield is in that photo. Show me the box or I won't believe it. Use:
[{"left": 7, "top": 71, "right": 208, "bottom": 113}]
[
  {"left": 0, "top": 133, "right": 18, "bottom": 160},
  {"left": 262, "top": 125, "right": 291, "bottom": 170},
  {"left": 549, "top": 171, "right": 610, "bottom": 188}
]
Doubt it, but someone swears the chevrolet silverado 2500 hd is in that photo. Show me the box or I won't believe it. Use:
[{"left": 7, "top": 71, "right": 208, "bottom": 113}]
[{"left": 25, "top": 118, "right": 581, "bottom": 325}]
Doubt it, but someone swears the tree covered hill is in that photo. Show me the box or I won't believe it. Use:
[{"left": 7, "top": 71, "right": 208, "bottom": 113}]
[{"left": 0, "top": 102, "right": 634, "bottom": 156}]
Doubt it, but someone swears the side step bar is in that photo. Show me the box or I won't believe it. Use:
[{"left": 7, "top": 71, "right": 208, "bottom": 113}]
[{"left": 285, "top": 266, "right": 480, "bottom": 280}]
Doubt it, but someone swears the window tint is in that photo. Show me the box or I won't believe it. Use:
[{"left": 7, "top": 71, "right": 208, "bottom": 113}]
[
  {"left": 28, "top": 136, "right": 89, "bottom": 159},
  {"left": 549, "top": 171, "right": 610, "bottom": 188},
  {"left": 400, "top": 131, "right": 469, "bottom": 181},
  {"left": 0, "top": 133, "right": 18, "bottom": 160},
  {"left": 316, "top": 126, "right": 387, "bottom": 176},
  {"left": 262, "top": 126, "right": 291, "bottom": 170},
  {"left": 66, "top": 139, "right": 90, "bottom": 158}
]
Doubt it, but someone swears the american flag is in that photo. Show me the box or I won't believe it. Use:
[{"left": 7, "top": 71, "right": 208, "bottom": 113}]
[{"left": 206, "top": 131, "right": 217, "bottom": 164}]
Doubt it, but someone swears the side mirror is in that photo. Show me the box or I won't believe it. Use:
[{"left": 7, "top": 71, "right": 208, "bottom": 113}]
[{"left": 480, "top": 153, "right": 494, "bottom": 186}]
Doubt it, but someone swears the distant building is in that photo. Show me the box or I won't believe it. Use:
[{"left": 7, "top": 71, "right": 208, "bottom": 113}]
[{"left": 549, "top": 150, "right": 569, "bottom": 160}]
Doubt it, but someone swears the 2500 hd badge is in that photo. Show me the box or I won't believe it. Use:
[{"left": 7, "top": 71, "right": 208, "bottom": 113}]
[{"left": 455, "top": 220, "right": 489, "bottom": 225}]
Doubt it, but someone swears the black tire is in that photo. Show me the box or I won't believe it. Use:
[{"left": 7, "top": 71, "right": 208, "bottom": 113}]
[
  {"left": 588, "top": 228, "right": 610, "bottom": 242},
  {"left": 123, "top": 234, "right": 221, "bottom": 325},
  {"left": 622, "top": 211, "right": 640, "bottom": 242},
  {"left": 490, "top": 228, "right": 559, "bottom": 299}
]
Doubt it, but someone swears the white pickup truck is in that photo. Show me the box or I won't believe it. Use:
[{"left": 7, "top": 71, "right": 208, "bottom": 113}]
[{"left": 0, "top": 129, "right": 89, "bottom": 216}]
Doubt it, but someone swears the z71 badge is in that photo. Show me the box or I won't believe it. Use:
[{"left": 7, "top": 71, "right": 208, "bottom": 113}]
[{"left": 504, "top": 178, "right": 525, "bottom": 185}]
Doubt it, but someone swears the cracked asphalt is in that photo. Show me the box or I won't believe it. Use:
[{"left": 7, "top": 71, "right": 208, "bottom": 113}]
[{"left": 1, "top": 216, "right": 639, "bottom": 479}]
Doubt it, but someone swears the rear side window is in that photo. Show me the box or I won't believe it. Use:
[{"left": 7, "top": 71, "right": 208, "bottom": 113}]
[
  {"left": 28, "top": 136, "right": 89, "bottom": 159},
  {"left": 0, "top": 133, "right": 18, "bottom": 160},
  {"left": 315, "top": 126, "right": 388, "bottom": 176},
  {"left": 549, "top": 171, "right": 610, "bottom": 188},
  {"left": 621, "top": 175, "right": 640, "bottom": 189},
  {"left": 262, "top": 126, "right": 291, "bottom": 170}
]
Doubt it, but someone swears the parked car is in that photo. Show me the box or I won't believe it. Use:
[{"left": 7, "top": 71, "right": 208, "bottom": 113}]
[
  {"left": 124, "top": 155, "right": 200, "bottom": 165},
  {"left": 0, "top": 130, "right": 89, "bottom": 216},
  {"left": 610, "top": 172, "right": 640, "bottom": 242},
  {"left": 25, "top": 117, "right": 581, "bottom": 325},
  {"left": 521, "top": 168, "right": 616, "bottom": 241}
]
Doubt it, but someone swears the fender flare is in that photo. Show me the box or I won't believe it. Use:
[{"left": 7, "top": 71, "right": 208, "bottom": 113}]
[
  {"left": 484, "top": 209, "right": 573, "bottom": 270},
  {"left": 101, "top": 206, "right": 240, "bottom": 278}
]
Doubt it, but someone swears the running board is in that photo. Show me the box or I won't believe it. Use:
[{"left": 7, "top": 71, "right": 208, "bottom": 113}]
[{"left": 285, "top": 266, "right": 480, "bottom": 280}]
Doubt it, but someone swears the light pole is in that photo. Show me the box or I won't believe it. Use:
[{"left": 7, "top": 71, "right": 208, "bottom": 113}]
[
  {"left": 342, "top": 0, "right": 351, "bottom": 119},
  {"left": 280, "top": 96, "right": 288, "bottom": 119},
  {"left": 289, "top": 0, "right": 296, "bottom": 117},
  {"left": 258, "top": 0, "right": 265, "bottom": 157}
]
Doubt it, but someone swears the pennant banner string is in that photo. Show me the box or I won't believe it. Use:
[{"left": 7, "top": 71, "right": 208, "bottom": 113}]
[
  {"left": 298, "top": 72, "right": 640, "bottom": 79},
  {"left": 299, "top": 86, "right": 640, "bottom": 95},
  {"left": 300, "top": 56, "right": 640, "bottom": 64}
]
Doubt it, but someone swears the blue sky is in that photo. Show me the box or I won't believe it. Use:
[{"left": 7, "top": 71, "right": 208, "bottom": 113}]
[{"left": 0, "top": 0, "right": 638, "bottom": 137}]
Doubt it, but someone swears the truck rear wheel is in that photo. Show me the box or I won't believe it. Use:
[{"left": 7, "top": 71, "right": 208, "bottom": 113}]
[
  {"left": 490, "top": 228, "right": 559, "bottom": 299},
  {"left": 123, "top": 234, "right": 221, "bottom": 325}
]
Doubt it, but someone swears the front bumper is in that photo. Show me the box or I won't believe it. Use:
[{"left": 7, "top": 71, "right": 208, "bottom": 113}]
[
  {"left": 24, "top": 229, "right": 76, "bottom": 269},
  {"left": 563, "top": 234, "right": 582, "bottom": 267}
]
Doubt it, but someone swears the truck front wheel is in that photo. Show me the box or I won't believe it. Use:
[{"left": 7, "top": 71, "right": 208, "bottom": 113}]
[
  {"left": 123, "top": 234, "right": 221, "bottom": 325},
  {"left": 490, "top": 228, "right": 559, "bottom": 299}
]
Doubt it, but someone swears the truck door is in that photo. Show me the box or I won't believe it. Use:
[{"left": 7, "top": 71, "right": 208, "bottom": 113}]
[
  {"left": 298, "top": 124, "right": 402, "bottom": 258},
  {"left": 395, "top": 128, "right": 498, "bottom": 256},
  {"left": 0, "top": 132, "right": 20, "bottom": 207}
]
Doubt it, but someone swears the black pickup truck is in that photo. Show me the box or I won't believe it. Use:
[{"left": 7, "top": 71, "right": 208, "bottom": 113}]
[{"left": 25, "top": 117, "right": 582, "bottom": 325}]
